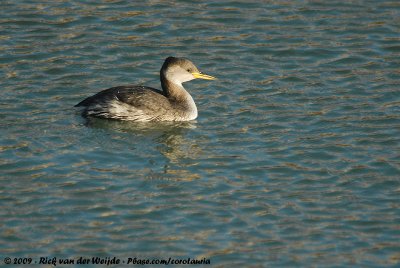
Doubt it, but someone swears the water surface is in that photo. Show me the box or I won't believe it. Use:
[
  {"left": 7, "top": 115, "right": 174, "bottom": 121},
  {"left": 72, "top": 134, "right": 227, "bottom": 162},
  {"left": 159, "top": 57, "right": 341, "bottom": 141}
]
[{"left": 1, "top": 0, "right": 400, "bottom": 267}]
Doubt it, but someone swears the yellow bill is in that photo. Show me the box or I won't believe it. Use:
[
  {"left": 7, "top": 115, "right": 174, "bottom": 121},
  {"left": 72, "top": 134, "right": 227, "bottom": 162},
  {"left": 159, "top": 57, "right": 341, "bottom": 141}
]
[{"left": 192, "top": 72, "right": 217, "bottom": 80}]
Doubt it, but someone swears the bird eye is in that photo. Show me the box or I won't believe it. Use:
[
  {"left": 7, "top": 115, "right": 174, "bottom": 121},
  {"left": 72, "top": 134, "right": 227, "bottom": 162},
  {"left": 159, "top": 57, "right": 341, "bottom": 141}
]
[{"left": 187, "top": 69, "right": 191, "bottom": 72}]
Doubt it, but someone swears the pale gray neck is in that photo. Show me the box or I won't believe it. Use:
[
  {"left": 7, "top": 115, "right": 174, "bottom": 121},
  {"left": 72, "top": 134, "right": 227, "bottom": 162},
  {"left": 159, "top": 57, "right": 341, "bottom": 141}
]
[{"left": 161, "top": 76, "right": 197, "bottom": 118}]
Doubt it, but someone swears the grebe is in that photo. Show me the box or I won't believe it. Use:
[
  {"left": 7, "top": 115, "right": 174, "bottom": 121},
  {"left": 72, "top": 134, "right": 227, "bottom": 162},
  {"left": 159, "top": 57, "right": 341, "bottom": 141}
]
[{"left": 75, "top": 57, "right": 216, "bottom": 121}]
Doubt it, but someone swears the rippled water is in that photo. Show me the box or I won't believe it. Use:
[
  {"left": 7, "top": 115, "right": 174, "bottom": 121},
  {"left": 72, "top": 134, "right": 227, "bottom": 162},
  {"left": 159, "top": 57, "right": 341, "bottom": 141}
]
[{"left": 1, "top": 0, "right": 400, "bottom": 266}]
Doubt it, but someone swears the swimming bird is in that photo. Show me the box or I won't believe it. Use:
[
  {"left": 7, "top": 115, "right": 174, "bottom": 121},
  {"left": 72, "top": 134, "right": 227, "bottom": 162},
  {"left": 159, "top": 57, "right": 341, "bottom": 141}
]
[{"left": 75, "top": 57, "right": 216, "bottom": 121}]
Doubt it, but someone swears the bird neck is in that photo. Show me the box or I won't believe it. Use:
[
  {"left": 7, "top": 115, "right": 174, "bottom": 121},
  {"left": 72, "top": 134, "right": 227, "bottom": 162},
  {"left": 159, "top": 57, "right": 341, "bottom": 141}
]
[
  {"left": 160, "top": 76, "right": 197, "bottom": 117},
  {"left": 161, "top": 76, "right": 189, "bottom": 102}
]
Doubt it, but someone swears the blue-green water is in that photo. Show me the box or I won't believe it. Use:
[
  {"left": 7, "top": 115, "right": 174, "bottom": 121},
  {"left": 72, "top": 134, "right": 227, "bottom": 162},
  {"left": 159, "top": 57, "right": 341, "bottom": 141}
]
[{"left": 1, "top": 0, "right": 400, "bottom": 267}]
